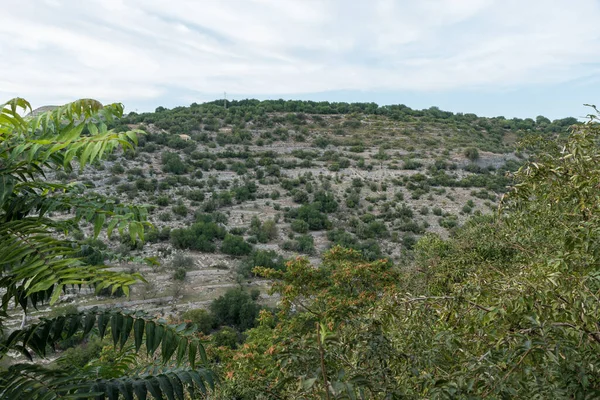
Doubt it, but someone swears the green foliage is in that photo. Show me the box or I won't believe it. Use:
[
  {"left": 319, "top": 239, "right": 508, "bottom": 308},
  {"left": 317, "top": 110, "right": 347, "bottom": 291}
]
[
  {"left": 283, "top": 234, "right": 316, "bottom": 254},
  {"left": 213, "top": 327, "right": 241, "bottom": 349},
  {"left": 291, "top": 218, "right": 310, "bottom": 233},
  {"left": 209, "top": 288, "right": 261, "bottom": 332},
  {"left": 313, "top": 190, "right": 338, "bottom": 213},
  {"left": 186, "top": 189, "right": 205, "bottom": 202},
  {"left": 110, "top": 163, "right": 125, "bottom": 174},
  {"left": 1, "top": 364, "right": 214, "bottom": 400},
  {"left": 232, "top": 181, "right": 257, "bottom": 202},
  {"left": 172, "top": 203, "right": 188, "bottom": 217},
  {"left": 438, "top": 213, "right": 459, "bottom": 229},
  {"left": 237, "top": 249, "right": 286, "bottom": 278},
  {"left": 313, "top": 136, "right": 330, "bottom": 148},
  {"left": 158, "top": 211, "right": 172, "bottom": 221},
  {"left": 221, "top": 234, "right": 253, "bottom": 256},
  {"left": 161, "top": 151, "right": 187, "bottom": 174},
  {"left": 181, "top": 309, "right": 216, "bottom": 335},
  {"left": 292, "top": 189, "right": 309, "bottom": 204},
  {"left": 4, "top": 94, "right": 587, "bottom": 397},
  {"left": 403, "top": 159, "right": 422, "bottom": 169},
  {"left": 464, "top": 146, "right": 480, "bottom": 161},
  {"left": 173, "top": 267, "right": 187, "bottom": 281},
  {"left": 0, "top": 98, "right": 146, "bottom": 314},
  {"left": 171, "top": 252, "right": 195, "bottom": 269},
  {"left": 327, "top": 229, "right": 383, "bottom": 261},
  {"left": 56, "top": 337, "right": 105, "bottom": 368},
  {"left": 76, "top": 238, "right": 108, "bottom": 266},
  {"left": 248, "top": 216, "right": 278, "bottom": 243},
  {"left": 170, "top": 221, "right": 226, "bottom": 252},
  {"left": 0, "top": 98, "right": 217, "bottom": 399},
  {"left": 214, "top": 117, "right": 600, "bottom": 398},
  {"left": 356, "top": 219, "right": 388, "bottom": 239},
  {"left": 287, "top": 204, "right": 331, "bottom": 230},
  {"left": 1, "top": 308, "right": 214, "bottom": 398}
]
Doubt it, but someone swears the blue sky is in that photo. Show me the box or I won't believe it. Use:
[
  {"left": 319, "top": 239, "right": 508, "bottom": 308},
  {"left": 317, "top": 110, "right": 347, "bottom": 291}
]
[{"left": 2, "top": 0, "right": 600, "bottom": 119}]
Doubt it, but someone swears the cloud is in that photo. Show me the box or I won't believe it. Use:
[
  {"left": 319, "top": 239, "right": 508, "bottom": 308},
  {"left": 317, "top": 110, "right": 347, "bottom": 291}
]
[{"left": 2, "top": 0, "right": 600, "bottom": 108}]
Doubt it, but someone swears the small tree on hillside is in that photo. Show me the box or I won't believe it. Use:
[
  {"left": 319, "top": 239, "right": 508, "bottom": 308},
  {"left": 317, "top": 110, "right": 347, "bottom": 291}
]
[{"left": 464, "top": 147, "right": 480, "bottom": 161}]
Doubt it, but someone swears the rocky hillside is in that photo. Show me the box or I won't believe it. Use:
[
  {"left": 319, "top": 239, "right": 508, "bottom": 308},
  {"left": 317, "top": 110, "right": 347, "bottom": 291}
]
[{"left": 8, "top": 99, "right": 576, "bottom": 330}]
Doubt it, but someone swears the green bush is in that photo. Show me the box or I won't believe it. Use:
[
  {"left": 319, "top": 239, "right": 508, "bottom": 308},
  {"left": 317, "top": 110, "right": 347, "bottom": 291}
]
[
  {"left": 48, "top": 304, "right": 79, "bottom": 319},
  {"left": 221, "top": 234, "right": 253, "bottom": 256},
  {"left": 439, "top": 214, "right": 459, "bottom": 229},
  {"left": 286, "top": 204, "right": 330, "bottom": 231},
  {"left": 357, "top": 220, "right": 389, "bottom": 239},
  {"left": 291, "top": 219, "right": 309, "bottom": 233},
  {"left": 258, "top": 220, "right": 278, "bottom": 243},
  {"left": 313, "top": 191, "right": 338, "bottom": 213},
  {"left": 172, "top": 204, "right": 188, "bottom": 217},
  {"left": 237, "top": 250, "right": 286, "bottom": 277},
  {"left": 403, "top": 159, "right": 423, "bottom": 170},
  {"left": 56, "top": 337, "right": 105, "bottom": 369},
  {"left": 292, "top": 190, "right": 309, "bottom": 204},
  {"left": 402, "top": 234, "right": 417, "bottom": 250},
  {"left": 147, "top": 226, "right": 171, "bottom": 243},
  {"left": 248, "top": 217, "right": 278, "bottom": 243},
  {"left": 464, "top": 147, "right": 480, "bottom": 161},
  {"left": 171, "top": 252, "right": 195, "bottom": 269},
  {"left": 181, "top": 309, "right": 215, "bottom": 335},
  {"left": 212, "top": 327, "right": 241, "bottom": 349},
  {"left": 156, "top": 196, "right": 169, "bottom": 206},
  {"left": 170, "top": 221, "right": 227, "bottom": 252},
  {"left": 158, "top": 211, "right": 172, "bottom": 222},
  {"left": 209, "top": 288, "right": 261, "bottom": 331},
  {"left": 76, "top": 239, "right": 107, "bottom": 266},
  {"left": 110, "top": 163, "right": 125, "bottom": 174},
  {"left": 297, "top": 234, "right": 315, "bottom": 254},
  {"left": 173, "top": 267, "right": 187, "bottom": 281},
  {"left": 162, "top": 151, "right": 187, "bottom": 174},
  {"left": 186, "top": 190, "right": 205, "bottom": 202}
]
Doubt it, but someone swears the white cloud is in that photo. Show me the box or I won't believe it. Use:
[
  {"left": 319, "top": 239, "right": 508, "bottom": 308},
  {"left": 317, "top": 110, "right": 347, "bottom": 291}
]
[{"left": 1, "top": 0, "right": 600, "bottom": 108}]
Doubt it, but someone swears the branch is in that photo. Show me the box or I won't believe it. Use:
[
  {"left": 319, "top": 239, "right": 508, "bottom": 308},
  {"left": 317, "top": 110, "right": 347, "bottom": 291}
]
[
  {"left": 552, "top": 322, "right": 600, "bottom": 345},
  {"left": 316, "top": 322, "right": 331, "bottom": 400},
  {"left": 399, "top": 296, "right": 492, "bottom": 312},
  {"left": 483, "top": 347, "right": 535, "bottom": 398},
  {"left": 1, "top": 307, "right": 208, "bottom": 367},
  {"left": 0, "top": 364, "right": 215, "bottom": 400}
]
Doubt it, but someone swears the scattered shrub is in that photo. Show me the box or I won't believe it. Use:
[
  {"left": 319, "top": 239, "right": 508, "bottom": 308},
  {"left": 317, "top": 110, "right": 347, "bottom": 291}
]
[
  {"left": 221, "top": 234, "right": 253, "bottom": 256},
  {"left": 237, "top": 250, "right": 286, "bottom": 277},
  {"left": 181, "top": 309, "right": 215, "bottom": 335},
  {"left": 464, "top": 147, "right": 480, "bottom": 161},
  {"left": 209, "top": 288, "right": 261, "bottom": 332}
]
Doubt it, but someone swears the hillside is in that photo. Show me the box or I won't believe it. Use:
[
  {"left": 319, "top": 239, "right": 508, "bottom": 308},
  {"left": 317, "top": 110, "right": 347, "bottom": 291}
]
[{"left": 15, "top": 99, "right": 572, "bottom": 321}]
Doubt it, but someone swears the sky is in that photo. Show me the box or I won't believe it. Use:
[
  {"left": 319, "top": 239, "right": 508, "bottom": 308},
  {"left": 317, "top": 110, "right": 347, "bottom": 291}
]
[{"left": 2, "top": 0, "right": 600, "bottom": 119}]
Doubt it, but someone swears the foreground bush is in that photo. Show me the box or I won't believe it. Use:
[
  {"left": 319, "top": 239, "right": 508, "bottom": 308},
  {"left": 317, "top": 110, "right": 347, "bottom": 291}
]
[{"left": 213, "top": 117, "right": 600, "bottom": 398}]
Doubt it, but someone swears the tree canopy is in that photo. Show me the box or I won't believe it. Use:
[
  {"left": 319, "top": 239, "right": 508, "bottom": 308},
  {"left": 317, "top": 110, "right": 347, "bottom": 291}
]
[{"left": 212, "top": 112, "right": 600, "bottom": 398}]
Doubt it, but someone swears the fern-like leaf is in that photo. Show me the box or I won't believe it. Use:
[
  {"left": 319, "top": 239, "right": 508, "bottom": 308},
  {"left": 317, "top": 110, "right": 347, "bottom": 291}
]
[
  {"left": 0, "top": 364, "right": 215, "bottom": 400},
  {"left": 1, "top": 308, "right": 206, "bottom": 364}
]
